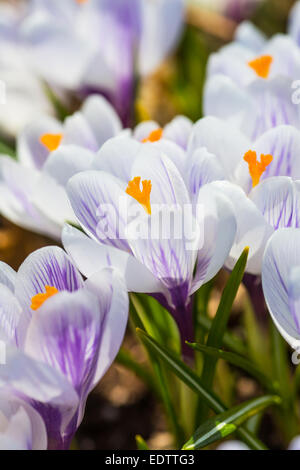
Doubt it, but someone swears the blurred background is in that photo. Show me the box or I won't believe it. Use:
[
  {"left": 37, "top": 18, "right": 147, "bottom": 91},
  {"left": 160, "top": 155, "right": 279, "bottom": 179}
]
[{"left": 0, "top": 0, "right": 297, "bottom": 450}]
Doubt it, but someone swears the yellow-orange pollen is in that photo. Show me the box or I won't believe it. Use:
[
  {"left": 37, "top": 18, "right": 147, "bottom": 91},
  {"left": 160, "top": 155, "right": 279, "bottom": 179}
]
[
  {"left": 40, "top": 133, "right": 63, "bottom": 152},
  {"left": 244, "top": 150, "right": 273, "bottom": 187},
  {"left": 76, "top": 0, "right": 88, "bottom": 4},
  {"left": 142, "top": 128, "right": 163, "bottom": 143},
  {"left": 126, "top": 177, "right": 152, "bottom": 214},
  {"left": 248, "top": 55, "right": 273, "bottom": 79},
  {"left": 31, "top": 285, "right": 59, "bottom": 311}
]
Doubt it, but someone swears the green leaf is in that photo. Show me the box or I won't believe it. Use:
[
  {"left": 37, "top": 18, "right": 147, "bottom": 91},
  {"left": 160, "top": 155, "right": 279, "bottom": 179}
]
[
  {"left": 199, "top": 247, "right": 249, "bottom": 419},
  {"left": 136, "top": 435, "right": 150, "bottom": 450},
  {"left": 187, "top": 343, "right": 278, "bottom": 393},
  {"left": 0, "top": 140, "right": 15, "bottom": 158},
  {"left": 131, "top": 293, "right": 181, "bottom": 353},
  {"left": 43, "top": 81, "right": 70, "bottom": 121},
  {"left": 136, "top": 328, "right": 268, "bottom": 450},
  {"left": 197, "top": 314, "right": 247, "bottom": 356},
  {"left": 130, "top": 298, "right": 184, "bottom": 447},
  {"left": 182, "top": 395, "right": 281, "bottom": 450}
]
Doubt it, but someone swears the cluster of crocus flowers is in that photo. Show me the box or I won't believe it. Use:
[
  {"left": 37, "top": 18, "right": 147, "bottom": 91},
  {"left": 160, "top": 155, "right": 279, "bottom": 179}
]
[{"left": 0, "top": 246, "right": 128, "bottom": 449}]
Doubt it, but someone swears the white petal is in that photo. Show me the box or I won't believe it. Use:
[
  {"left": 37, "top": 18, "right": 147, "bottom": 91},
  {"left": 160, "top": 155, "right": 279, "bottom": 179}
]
[
  {"left": 62, "top": 224, "right": 164, "bottom": 294},
  {"left": 262, "top": 229, "right": 300, "bottom": 348}
]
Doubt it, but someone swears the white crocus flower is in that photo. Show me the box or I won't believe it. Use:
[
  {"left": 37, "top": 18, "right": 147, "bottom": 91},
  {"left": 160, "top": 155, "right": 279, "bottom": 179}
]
[
  {"left": 187, "top": 117, "right": 300, "bottom": 274},
  {"left": 204, "top": 17, "right": 300, "bottom": 139},
  {"left": 0, "top": 95, "right": 122, "bottom": 238},
  {"left": 0, "top": 246, "right": 128, "bottom": 450},
  {"left": 62, "top": 140, "right": 237, "bottom": 354},
  {"left": 0, "top": 90, "right": 193, "bottom": 239}
]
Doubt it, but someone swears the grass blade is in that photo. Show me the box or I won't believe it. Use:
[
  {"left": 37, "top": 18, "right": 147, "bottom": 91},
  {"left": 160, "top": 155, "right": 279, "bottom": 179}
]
[
  {"left": 182, "top": 395, "right": 281, "bottom": 450},
  {"left": 136, "top": 328, "right": 268, "bottom": 450}
]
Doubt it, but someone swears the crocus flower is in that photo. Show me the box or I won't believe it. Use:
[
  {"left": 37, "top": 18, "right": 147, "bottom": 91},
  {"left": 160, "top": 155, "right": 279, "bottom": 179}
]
[
  {"left": 187, "top": 118, "right": 300, "bottom": 273},
  {"left": 17, "top": 0, "right": 184, "bottom": 126},
  {"left": 262, "top": 229, "right": 300, "bottom": 349},
  {"left": 62, "top": 140, "right": 237, "bottom": 353},
  {"left": 0, "top": 246, "right": 128, "bottom": 449},
  {"left": 204, "top": 21, "right": 300, "bottom": 139},
  {"left": 0, "top": 95, "right": 122, "bottom": 238},
  {"left": 0, "top": 392, "right": 47, "bottom": 450},
  {"left": 0, "top": 91, "right": 193, "bottom": 239}
]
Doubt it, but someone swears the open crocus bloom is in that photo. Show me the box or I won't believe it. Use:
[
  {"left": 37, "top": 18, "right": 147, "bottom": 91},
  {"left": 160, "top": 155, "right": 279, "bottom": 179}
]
[
  {"left": 204, "top": 21, "right": 300, "bottom": 139},
  {"left": 0, "top": 93, "right": 193, "bottom": 240},
  {"left": 207, "top": 20, "right": 300, "bottom": 87},
  {"left": 0, "top": 246, "right": 128, "bottom": 449},
  {"left": 0, "top": 392, "right": 47, "bottom": 450},
  {"left": 63, "top": 143, "right": 237, "bottom": 351},
  {"left": 262, "top": 229, "right": 300, "bottom": 350},
  {"left": 0, "top": 95, "right": 122, "bottom": 238},
  {"left": 187, "top": 118, "right": 300, "bottom": 273},
  {"left": 17, "top": 0, "right": 184, "bottom": 125}
]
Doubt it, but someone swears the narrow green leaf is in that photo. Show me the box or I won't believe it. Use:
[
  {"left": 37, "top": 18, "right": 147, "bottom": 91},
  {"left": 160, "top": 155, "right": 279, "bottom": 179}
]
[
  {"left": 187, "top": 343, "right": 278, "bottom": 393},
  {"left": 182, "top": 395, "right": 281, "bottom": 450},
  {"left": 43, "top": 81, "right": 70, "bottom": 121},
  {"left": 0, "top": 140, "right": 15, "bottom": 158},
  {"left": 136, "top": 328, "right": 268, "bottom": 450},
  {"left": 197, "top": 314, "right": 247, "bottom": 356},
  {"left": 199, "top": 247, "right": 249, "bottom": 419},
  {"left": 270, "top": 321, "right": 299, "bottom": 441},
  {"left": 130, "top": 298, "right": 184, "bottom": 447},
  {"left": 136, "top": 435, "right": 150, "bottom": 450}
]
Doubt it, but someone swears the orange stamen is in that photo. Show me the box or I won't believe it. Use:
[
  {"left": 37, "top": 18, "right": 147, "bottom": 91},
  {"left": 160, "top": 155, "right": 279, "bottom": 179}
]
[
  {"left": 244, "top": 150, "right": 273, "bottom": 187},
  {"left": 248, "top": 55, "right": 273, "bottom": 79},
  {"left": 142, "top": 128, "right": 163, "bottom": 143},
  {"left": 126, "top": 177, "right": 152, "bottom": 214},
  {"left": 40, "top": 133, "right": 63, "bottom": 152},
  {"left": 31, "top": 285, "right": 59, "bottom": 311},
  {"left": 76, "top": 0, "right": 88, "bottom": 4}
]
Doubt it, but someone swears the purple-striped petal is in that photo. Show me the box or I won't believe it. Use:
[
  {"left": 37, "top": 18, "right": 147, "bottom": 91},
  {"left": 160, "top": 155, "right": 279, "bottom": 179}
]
[
  {"left": 67, "top": 170, "right": 134, "bottom": 251},
  {"left": 15, "top": 246, "right": 84, "bottom": 322},
  {"left": 0, "top": 285, "right": 21, "bottom": 346},
  {"left": 0, "top": 347, "right": 79, "bottom": 450},
  {"left": 186, "top": 147, "right": 225, "bottom": 205},
  {"left": 62, "top": 224, "right": 164, "bottom": 294},
  {"left": 0, "top": 261, "right": 16, "bottom": 292},
  {"left": 262, "top": 229, "right": 300, "bottom": 347},
  {"left": 0, "top": 393, "right": 47, "bottom": 450},
  {"left": 191, "top": 182, "right": 237, "bottom": 293},
  {"left": 25, "top": 289, "right": 102, "bottom": 404},
  {"left": 250, "top": 177, "right": 298, "bottom": 230}
]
